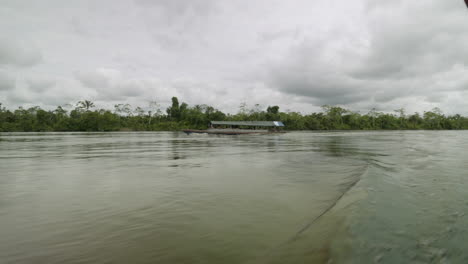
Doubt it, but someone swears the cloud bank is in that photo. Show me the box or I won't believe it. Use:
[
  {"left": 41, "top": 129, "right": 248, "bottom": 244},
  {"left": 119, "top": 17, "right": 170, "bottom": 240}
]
[{"left": 1, "top": 0, "right": 468, "bottom": 114}]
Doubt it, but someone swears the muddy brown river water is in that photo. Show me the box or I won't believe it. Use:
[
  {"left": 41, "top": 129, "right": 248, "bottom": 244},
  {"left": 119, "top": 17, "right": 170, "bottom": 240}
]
[{"left": 1, "top": 131, "right": 468, "bottom": 263}]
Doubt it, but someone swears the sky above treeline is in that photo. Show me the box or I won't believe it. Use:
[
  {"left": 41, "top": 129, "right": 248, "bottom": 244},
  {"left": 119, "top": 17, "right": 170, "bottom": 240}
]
[{"left": 1, "top": 0, "right": 468, "bottom": 114}]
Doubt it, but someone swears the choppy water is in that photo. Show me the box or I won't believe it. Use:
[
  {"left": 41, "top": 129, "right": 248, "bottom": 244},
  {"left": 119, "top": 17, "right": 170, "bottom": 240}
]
[{"left": 1, "top": 131, "right": 468, "bottom": 263}]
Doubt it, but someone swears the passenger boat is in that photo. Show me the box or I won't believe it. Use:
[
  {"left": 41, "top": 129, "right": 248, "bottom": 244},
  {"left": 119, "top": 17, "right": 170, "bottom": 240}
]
[{"left": 182, "top": 121, "right": 285, "bottom": 135}]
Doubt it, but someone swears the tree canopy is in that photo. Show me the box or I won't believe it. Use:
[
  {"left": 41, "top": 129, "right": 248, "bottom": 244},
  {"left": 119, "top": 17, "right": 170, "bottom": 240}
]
[{"left": 1, "top": 98, "right": 468, "bottom": 132}]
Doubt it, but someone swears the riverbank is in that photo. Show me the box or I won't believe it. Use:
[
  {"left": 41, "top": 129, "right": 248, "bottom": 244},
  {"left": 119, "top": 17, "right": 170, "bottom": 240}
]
[{"left": 2, "top": 99, "right": 468, "bottom": 132}]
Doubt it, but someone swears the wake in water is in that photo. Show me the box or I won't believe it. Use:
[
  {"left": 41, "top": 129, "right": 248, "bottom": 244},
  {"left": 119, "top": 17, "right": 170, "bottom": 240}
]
[
  {"left": 8, "top": 131, "right": 464, "bottom": 264},
  {"left": 248, "top": 163, "right": 370, "bottom": 264},
  {"left": 290, "top": 164, "right": 369, "bottom": 241}
]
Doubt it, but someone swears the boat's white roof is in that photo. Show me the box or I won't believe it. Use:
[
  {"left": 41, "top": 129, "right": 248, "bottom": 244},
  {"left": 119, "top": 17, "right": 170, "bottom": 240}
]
[{"left": 210, "top": 121, "right": 284, "bottom": 127}]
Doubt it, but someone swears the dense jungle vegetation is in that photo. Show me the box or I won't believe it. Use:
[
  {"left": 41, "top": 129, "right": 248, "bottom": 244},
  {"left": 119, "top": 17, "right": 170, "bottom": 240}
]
[{"left": 1, "top": 97, "right": 468, "bottom": 132}]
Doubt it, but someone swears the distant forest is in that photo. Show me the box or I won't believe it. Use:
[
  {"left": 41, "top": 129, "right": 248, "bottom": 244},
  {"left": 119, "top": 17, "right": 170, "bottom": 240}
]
[{"left": 1, "top": 97, "right": 468, "bottom": 132}]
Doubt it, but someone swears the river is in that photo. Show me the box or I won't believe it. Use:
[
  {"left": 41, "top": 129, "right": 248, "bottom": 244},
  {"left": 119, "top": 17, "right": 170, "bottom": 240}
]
[{"left": 1, "top": 131, "right": 467, "bottom": 263}]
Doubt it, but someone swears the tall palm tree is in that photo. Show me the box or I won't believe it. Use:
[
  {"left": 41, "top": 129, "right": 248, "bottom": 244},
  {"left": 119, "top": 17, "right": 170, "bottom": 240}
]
[{"left": 77, "top": 100, "right": 95, "bottom": 111}]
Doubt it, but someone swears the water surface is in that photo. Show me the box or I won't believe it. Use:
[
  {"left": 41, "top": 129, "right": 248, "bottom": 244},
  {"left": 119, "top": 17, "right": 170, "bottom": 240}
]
[{"left": 1, "top": 131, "right": 467, "bottom": 263}]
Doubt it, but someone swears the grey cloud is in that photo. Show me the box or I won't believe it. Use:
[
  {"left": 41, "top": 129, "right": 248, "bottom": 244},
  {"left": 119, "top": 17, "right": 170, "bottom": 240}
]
[
  {"left": 0, "top": 71, "right": 15, "bottom": 91},
  {"left": 269, "top": 68, "right": 368, "bottom": 105},
  {"left": 134, "top": 0, "right": 222, "bottom": 53},
  {"left": 0, "top": 39, "right": 42, "bottom": 67},
  {"left": 69, "top": 17, "right": 91, "bottom": 36},
  {"left": 115, "top": 80, "right": 146, "bottom": 97},
  {"left": 425, "top": 92, "right": 447, "bottom": 103},
  {"left": 353, "top": 1, "right": 468, "bottom": 80},
  {"left": 134, "top": 0, "right": 217, "bottom": 16},
  {"left": 266, "top": 35, "right": 372, "bottom": 106},
  {"left": 75, "top": 69, "right": 159, "bottom": 101},
  {"left": 6, "top": 90, "right": 31, "bottom": 104},
  {"left": 258, "top": 28, "right": 301, "bottom": 43},
  {"left": 3, "top": 76, "right": 86, "bottom": 107},
  {"left": 75, "top": 70, "right": 111, "bottom": 90},
  {"left": 152, "top": 32, "right": 188, "bottom": 51},
  {"left": 265, "top": 0, "right": 468, "bottom": 112},
  {"left": 27, "top": 78, "right": 56, "bottom": 92},
  {"left": 135, "top": 0, "right": 219, "bottom": 32},
  {"left": 3, "top": 0, "right": 468, "bottom": 114}
]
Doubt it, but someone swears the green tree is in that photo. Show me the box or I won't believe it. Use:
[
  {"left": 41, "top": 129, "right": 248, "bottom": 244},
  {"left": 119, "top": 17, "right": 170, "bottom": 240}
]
[
  {"left": 322, "top": 105, "right": 348, "bottom": 129},
  {"left": 2, "top": 96, "right": 468, "bottom": 132},
  {"left": 77, "top": 100, "right": 95, "bottom": 111},
  {"left": 266, "top": 105, "right": 280, "bottom": 121},
  {"left": 167, "top": 97, "right": 181, "bottom": 121},
  {"left": 423, "top": 108, "right": 444, "bottom": 129}
]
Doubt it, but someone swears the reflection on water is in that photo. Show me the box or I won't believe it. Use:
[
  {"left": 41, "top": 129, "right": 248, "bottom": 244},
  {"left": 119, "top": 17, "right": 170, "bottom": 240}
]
[{"left": 1, "top": 131, "right": 468, "bottom": 263}]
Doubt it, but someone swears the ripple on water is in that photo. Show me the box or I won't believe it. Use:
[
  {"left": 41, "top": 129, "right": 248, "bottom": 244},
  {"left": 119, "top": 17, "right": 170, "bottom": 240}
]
[{"left": 2, "top": 131, "right": 468, "bottom": 263}]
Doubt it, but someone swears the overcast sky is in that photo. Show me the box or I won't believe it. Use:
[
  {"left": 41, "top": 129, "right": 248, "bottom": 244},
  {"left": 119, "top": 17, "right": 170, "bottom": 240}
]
[{"left": 1, "top": 0, "right": 468, "bottom": 114}]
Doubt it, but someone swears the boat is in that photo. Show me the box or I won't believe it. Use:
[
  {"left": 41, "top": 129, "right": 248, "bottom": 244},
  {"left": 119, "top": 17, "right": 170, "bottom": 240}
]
[{"left": 182, "top": 121, "right": 285, "bottom": 135}]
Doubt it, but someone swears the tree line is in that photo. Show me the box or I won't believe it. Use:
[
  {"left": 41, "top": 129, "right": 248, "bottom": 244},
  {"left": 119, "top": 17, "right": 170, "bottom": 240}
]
[{"left": 1, "top": 97, "right": 468, "bottom": 132}]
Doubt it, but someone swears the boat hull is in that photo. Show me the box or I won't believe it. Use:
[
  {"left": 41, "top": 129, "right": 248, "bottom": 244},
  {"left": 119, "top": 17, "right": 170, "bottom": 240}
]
[{"left": 182, "top": 129, "right": 284, "bottom": 135}]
